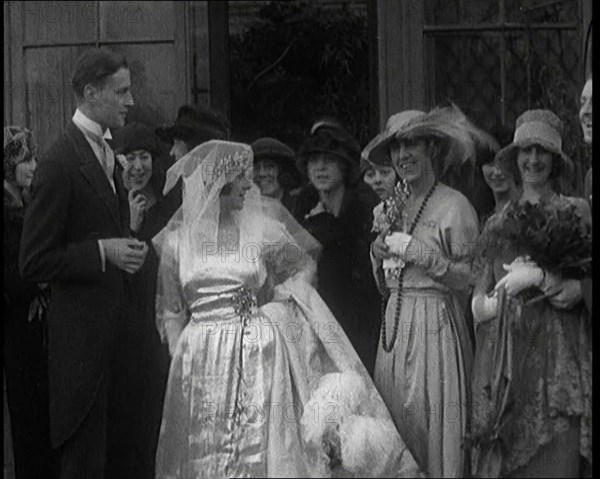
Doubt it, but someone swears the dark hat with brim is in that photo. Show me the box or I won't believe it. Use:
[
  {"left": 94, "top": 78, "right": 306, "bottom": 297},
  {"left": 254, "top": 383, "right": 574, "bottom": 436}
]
[
  {"left": 495, "top": 109, "right": 574, "bottom": 180},
  {"left": 113, "top": 122, "right": 161, "bottom": 158},
  {"left": 297, "top": 120, "right": 361, "bottom": 185},
  {"left": 155, "top": 105, "right": 229, "bottom": 144},
  {"left": 251, "top": 137, "right": 302, "bottom": 181}
]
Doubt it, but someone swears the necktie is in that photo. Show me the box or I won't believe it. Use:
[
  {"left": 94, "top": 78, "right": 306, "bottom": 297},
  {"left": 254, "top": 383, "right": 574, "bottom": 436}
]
[
  {"left": 81, "top": 128, "right": 116, "bottom": 192},
  {"left": 98, "top": 137, "right": 115, "bottom": 183}
]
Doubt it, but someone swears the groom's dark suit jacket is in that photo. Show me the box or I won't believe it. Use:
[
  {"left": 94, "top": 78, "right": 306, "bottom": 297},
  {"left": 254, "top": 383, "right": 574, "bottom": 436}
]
[{"left": 20, "top": 122, "right": 132, "bottom": 448}]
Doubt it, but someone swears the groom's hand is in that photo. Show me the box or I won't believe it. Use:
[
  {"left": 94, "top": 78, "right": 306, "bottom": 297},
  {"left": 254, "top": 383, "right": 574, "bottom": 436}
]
[{"left": 99, "top": 238, "right": 148, "bottom": 274}]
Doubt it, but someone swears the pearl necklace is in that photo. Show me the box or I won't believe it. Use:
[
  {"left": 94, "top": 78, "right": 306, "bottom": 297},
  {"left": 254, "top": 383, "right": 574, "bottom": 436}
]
[{"left": 380, "top": 181, "right": 438, "bottom": 353}]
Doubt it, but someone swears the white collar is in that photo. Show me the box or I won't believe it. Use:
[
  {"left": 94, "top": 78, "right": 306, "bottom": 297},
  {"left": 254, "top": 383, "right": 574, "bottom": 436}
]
[{"left": 73, "top": 109, "right": 112, "bottom": 141}]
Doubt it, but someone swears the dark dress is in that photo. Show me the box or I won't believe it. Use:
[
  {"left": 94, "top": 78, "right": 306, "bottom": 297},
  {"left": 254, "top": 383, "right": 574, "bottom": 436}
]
[
  {"left": 4, "top": 192, "right": 58, "bottom": 479},
  {"left": 127, "top": 178, "right": 181, "bottom": 478},
  {"left": 292, "top": 183, "right": 381, "bottom": 374},
  {"left": 470, "top": 196, "right": 592, "bottom": 477}
]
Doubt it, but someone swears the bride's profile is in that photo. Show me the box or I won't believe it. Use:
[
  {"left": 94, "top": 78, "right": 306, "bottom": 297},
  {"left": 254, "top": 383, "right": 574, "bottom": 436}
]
[{"left": 153, "top": 140, "right": 421, "bottom": 478}]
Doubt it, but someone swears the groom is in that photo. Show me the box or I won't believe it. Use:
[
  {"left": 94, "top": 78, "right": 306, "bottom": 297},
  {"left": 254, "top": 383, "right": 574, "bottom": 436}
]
[{"left": 19, "top": 48, "right": 148, "bottom": 478}]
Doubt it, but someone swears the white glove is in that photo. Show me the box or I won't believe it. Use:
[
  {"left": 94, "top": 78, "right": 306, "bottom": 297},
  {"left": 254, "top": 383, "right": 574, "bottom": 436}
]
[
  {"left": 472, "top": 293, "right": 498, "bottom": 325},
  {"left": 494, "top": 261, "right": 544, "bottom": 297},
  {"left": 382, "top": 257, "right": 405, "bottom": 271},
  {"left": 384, "top": 232, "right": 414, "bottom": 257}
]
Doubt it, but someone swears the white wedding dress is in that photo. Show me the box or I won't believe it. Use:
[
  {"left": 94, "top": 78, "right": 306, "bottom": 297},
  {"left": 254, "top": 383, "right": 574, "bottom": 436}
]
[{"left": 153, "top": 140, "right": 422, "bottom": 478}]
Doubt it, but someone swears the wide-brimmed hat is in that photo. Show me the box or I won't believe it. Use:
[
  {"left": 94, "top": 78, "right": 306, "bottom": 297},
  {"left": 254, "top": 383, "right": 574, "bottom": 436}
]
[
  {"left": 297, "top": 119, "right": 361, "bottom": 185},
  {"left": 361, "top": 110, "right": 426, "bottom": 172},
  {"left": 4, "top": 126, "right": 37, "bottom": 182},
  {"left": 113, "top": 122, "right": 161, "bottom": 158},
  {"left": 251, "top": 137, "right": 302, "bottom": 186},
  {"left": 155, "top": 105, "right": 229, "bottom": 144},
  {"left": 392, "top": 105, "right": 500, "bottom": 176},
  {"left": 495, "top": 109, "right": 574, "bottom": 180}
]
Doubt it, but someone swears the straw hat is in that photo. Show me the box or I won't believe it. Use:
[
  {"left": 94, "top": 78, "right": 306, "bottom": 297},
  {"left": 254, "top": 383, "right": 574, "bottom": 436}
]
[{"left": 495, "top": 109, "right": 574, "bottom": 180}]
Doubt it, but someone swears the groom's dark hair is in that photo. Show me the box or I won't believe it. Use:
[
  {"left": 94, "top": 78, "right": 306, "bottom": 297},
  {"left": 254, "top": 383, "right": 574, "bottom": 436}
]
[{"left": 72, "top": 48, "right": 128, "bottom": 99}]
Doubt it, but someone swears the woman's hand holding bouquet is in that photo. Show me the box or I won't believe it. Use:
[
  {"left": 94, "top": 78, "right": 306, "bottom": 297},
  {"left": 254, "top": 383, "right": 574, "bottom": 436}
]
[
  {"left": 488, "top": 200, "right": 591, "bottom": 309},
  {"left": 371, "top": 182, "right": 410, "bottom": 280}
]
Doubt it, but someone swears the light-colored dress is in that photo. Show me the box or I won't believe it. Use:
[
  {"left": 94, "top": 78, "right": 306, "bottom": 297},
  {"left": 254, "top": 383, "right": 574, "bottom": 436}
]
[
  {"left": 372, "top": 184, "right": 479, "bottom": 477},
  {"left": 155, "top": 218, "right": 421, "bottom": 478}
]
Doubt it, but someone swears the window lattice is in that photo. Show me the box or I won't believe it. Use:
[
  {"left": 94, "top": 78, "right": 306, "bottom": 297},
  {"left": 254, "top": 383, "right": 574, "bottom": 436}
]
[{"left": 424, "top": 0, "right": 588, "bottom": 180}]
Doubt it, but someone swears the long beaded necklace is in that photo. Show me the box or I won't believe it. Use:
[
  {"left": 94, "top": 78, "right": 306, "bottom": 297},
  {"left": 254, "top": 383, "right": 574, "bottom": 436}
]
[{"left": 380, "top": 180, "right": 438, "bottom": 353}]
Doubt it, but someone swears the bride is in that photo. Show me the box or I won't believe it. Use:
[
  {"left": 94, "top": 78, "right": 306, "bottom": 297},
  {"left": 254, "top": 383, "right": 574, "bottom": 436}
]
[{"left": 153, "top": 140, "right": 421, "bottom": 478}]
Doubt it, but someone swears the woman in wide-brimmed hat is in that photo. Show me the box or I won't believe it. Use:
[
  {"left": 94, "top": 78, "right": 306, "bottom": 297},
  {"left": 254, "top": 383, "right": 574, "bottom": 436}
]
[
  {"left": 293, "top": 118, "right": 380, "bottom": 374},
  {"left": 4, "top": 126, "right": 58, "bottom": 478},
  {"left": 370, "top": 105, "right": 493, "bottom": 477},
  {"left": 251, "top": 137, "right": 302, "bottom": 213},
  {"left": 469, "top": 109, "right": 591, "bottom": 477},
  {"left": 360, "top": 110, "right": 425, "bottom": 202}
]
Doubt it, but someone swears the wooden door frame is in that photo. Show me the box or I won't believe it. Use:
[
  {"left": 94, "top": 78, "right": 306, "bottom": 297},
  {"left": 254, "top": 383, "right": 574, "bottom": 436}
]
[
  {"left": 4, "top": 1, "right": 191, "bottom": 128},
  {"left": 375, "top": 0, "right": 425, "bottom": 129},
  {"left": 207, "top": 1, "right": 230, "bottom": 118}
]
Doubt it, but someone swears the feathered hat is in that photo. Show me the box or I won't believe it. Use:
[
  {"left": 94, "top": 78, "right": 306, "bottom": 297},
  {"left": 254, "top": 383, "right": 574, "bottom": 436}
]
[
  {"left": 393, "top": 104, "right": 500, "bottom": 176},
  {"left": 360, "top": 110, "right": 426, "bottom": 174}
]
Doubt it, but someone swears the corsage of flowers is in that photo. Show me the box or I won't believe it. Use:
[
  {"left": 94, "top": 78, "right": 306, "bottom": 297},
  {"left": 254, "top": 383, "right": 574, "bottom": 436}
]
[{"left": 371, "top": 181, "right": 410, "bottom": 280}]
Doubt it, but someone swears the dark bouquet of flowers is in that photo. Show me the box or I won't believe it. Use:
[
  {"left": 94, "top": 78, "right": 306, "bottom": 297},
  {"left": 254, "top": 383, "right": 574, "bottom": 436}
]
[{"left": 486, "top": 199, "right": 592, "bottom": 304}]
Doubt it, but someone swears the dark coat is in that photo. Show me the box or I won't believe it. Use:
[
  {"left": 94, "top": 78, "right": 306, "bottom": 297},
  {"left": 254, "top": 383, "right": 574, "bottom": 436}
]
[
  {"left": 292, "top": 183, "right": 381, "bottom": 373},
  {"left": 5, "top": 198, "right": 38, "bottom": 310},
  {"left": 127, "top": 176, "right": 180, "bottom": 478},
  {"left": 19, "top": 122, "right": 132, "bottom": 448},
  {"left": 4, "top": 195, "right": 57, "bottom": 477}
]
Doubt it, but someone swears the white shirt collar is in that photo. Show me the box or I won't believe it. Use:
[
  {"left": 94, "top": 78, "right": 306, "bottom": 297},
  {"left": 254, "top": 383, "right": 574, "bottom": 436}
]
[{"left": 72, "top": 109, "right": 113, "bottom": 141}]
